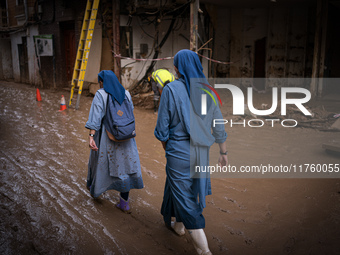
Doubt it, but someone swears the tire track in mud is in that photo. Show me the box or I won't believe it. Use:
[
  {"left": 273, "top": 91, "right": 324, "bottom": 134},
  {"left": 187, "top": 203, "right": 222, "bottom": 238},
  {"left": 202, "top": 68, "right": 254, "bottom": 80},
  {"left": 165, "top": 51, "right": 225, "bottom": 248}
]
[
  {"left": 0, "top": 151, "right": 79, "bottom": 254},
  {"left": 0, "top": 134, "right": 127, "bottom": 254}
]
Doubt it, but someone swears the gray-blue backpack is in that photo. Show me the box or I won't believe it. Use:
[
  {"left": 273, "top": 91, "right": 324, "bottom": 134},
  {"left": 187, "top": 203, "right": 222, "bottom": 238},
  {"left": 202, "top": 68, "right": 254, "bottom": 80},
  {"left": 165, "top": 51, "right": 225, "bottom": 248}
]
[{"left": 103, "top": 93, "right": 136, "bottom": 142}]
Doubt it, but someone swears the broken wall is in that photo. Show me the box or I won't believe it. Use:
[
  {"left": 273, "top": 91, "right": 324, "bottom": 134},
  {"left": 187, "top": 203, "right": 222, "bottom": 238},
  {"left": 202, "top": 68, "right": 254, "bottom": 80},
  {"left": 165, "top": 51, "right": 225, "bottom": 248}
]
[{"left": 119, "top": 14, "right": 190, "bottom": 89}]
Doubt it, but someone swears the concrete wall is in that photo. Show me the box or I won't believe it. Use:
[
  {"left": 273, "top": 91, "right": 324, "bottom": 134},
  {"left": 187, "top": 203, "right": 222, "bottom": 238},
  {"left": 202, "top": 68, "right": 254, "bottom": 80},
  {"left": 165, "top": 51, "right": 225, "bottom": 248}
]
[
  {"left": 84, "top": 21, "right": 102, "bottom": 84},
  {"left": 209, "top": 6, "right": 230, "bottom": 78}
]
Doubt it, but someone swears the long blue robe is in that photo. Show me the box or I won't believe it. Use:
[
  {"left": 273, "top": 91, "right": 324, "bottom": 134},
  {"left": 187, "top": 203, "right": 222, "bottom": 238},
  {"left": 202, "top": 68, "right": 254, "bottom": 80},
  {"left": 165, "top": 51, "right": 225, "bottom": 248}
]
[
  {"left": 154, "top": 78, "right": 227, "bottom": 229},
  {"left": 85, "top": 89, "right": 143, "bottom": 198}
]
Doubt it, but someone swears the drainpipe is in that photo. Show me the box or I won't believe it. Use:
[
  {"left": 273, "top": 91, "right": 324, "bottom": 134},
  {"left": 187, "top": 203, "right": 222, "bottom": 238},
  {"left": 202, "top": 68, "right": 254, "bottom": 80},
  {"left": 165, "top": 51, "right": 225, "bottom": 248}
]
[
  {"left": 5, "top": 0, "right": 9, "bottom": 26},
  {"left": 24, "top": 0, "right": 28, "bottom": 23}
]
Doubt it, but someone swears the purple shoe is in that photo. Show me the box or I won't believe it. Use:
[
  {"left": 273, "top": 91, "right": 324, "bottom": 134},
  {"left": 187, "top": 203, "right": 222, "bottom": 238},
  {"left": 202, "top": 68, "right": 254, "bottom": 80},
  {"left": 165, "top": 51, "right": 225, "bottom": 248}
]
[{"left": 116, "top": 196, "right": 131, "bottom": 214}]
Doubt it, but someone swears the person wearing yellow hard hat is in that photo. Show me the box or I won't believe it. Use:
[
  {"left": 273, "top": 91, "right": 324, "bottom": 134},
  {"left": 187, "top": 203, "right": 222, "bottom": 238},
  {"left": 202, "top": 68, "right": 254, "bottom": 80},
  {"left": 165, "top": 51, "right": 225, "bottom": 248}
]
[{"left": 149, "top": 69, "right": 175, "bottom": 113}]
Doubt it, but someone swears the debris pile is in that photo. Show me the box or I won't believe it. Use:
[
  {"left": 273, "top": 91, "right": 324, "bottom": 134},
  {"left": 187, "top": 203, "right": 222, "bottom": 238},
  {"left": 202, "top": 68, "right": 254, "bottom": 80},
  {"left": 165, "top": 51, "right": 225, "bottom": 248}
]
[{"left": 132, "top": 92, "right": 154, "bottom": 110}]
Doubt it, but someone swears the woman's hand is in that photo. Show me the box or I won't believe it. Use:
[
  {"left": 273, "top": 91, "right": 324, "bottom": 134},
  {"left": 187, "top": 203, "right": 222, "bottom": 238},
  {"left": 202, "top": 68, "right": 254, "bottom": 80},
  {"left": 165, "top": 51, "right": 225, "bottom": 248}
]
[
  {"left": 161, "top": 141, "right": 167, "bottom": 151},
  {"left": 218, "top": 155, "right": 228, "bottom": 167},
  {"left": 89, "top": 137, "right": 98, "bottom": 151},
  {"left": 218, "top": 141, "right": 228, "bottom": 167}
]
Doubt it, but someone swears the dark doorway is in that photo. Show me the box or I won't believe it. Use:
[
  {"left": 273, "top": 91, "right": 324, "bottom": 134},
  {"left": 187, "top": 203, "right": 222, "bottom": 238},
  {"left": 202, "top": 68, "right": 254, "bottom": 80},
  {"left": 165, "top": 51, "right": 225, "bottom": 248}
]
[
  {"left": 254, "top": 37, "right": 266, "bottom": 90},
  {"left": 18, "top": 37, "right": 29, "bottom": 83},
  {"left": 61, "top": 22, "right": 76, "bottom": 83}
]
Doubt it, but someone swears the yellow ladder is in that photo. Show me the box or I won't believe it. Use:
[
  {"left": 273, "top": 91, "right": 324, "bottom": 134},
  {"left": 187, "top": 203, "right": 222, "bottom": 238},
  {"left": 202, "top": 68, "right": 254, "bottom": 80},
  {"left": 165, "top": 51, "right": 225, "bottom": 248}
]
[{"left": 69, "top": 0, "right": 100, "bottom": 110}]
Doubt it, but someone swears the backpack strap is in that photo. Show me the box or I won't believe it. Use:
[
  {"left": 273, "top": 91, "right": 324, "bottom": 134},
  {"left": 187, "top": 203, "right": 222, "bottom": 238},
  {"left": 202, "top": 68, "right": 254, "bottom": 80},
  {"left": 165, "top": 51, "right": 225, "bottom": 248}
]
[
  {"left": 98, "top": 88, "right": 131, "bottom": 110},
  {"left": 97, "top": 89, "right": 109, "bottom": 112}
]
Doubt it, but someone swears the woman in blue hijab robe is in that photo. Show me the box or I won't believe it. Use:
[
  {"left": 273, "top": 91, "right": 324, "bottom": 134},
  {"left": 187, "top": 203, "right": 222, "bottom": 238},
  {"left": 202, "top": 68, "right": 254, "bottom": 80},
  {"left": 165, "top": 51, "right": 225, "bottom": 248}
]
[
  {"left": 85, "top": 70, "right": 143, "bottom": 213},
  {"left": 154, "top": 50, "right": 228, "bottom": 255}
]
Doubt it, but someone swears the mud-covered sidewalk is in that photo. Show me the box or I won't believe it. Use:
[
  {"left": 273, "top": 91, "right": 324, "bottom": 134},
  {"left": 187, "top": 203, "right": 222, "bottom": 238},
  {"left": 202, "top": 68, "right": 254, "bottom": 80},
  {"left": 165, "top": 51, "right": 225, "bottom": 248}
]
[{"left": 0, "top": 81, "right": 339, "bottom": 255}]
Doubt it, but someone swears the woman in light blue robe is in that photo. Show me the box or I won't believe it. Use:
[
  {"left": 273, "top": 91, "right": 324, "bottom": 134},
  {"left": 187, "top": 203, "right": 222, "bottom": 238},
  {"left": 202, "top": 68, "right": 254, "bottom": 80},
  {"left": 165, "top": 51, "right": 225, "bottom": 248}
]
[
  {"left": 154, "top": 50, "right": 228, "bottom": 255},
  {"left": 85, "top": 70, "right": 143, "bottom": 212}
]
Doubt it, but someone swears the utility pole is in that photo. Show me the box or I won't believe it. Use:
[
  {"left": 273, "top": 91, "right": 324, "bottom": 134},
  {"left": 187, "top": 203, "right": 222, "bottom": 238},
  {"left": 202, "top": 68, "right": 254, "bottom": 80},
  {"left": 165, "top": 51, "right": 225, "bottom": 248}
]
[
  {"left": 190, "top": 0, "right": 199, "bottom": 52},
  {"left": 112, "top": 0, "right": 121, "bottom": 82}
]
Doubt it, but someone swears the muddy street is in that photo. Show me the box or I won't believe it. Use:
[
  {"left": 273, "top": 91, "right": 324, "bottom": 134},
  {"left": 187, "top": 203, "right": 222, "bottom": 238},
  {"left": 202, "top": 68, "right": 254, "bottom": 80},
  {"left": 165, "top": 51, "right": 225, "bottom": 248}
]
[{"left": 0, "top": 81, "right": 340, "bottom": 255}]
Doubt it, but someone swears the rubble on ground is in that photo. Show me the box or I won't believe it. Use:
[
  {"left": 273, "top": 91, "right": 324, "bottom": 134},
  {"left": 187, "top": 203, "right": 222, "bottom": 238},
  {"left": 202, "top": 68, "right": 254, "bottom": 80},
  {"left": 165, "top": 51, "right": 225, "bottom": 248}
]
[{"left": 132, "top": 92, "right": 154, "bottom": 110}]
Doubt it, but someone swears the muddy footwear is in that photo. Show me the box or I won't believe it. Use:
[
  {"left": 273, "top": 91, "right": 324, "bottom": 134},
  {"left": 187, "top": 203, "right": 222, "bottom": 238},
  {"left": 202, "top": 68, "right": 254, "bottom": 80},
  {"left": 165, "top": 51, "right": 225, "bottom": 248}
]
[
  {"left": 188, "top": 229, "right": 212, "bottom": 255},
  {"left": 116, "top": 196, "right": 131, "bottom": 214},
  {"left": 170, "top": 221, "right": 185, "bottom": 236},
  {"left": 86, "top": 185, "right": 95, "bottom": 198}
]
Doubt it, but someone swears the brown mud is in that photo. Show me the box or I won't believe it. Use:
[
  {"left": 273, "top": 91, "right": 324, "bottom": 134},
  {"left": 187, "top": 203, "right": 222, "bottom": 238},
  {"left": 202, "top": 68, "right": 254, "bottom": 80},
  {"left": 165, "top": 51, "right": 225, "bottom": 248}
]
[{"left": 0, "top": 81, "right": 339, "bottom": 255}]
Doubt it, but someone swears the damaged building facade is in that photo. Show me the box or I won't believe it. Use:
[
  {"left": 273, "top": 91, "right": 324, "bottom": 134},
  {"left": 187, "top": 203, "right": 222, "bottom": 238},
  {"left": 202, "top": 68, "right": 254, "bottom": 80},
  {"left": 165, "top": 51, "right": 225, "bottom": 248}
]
[{"left": 0, "top": 0, "right": 338, "bottom": 96}]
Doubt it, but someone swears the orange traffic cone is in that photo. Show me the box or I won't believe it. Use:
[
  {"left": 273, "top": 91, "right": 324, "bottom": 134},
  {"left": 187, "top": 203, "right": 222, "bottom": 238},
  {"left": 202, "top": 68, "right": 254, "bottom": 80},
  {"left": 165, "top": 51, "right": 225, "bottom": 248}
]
[
  {"left": 58, "top": 95, "right": 67, "bottom": 111},
  {"left": 36, "top": 88, "right": 42, "bottom": 101}
]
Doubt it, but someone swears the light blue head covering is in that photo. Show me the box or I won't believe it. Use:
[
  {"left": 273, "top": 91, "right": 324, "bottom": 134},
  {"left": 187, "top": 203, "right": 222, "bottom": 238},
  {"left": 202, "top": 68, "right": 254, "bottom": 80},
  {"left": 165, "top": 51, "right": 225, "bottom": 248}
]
[
  {"left": 173, "top": 49, "right": 205, "bottom": 95},
  {"left": 173, "top": 49, "right": 212, "bottom": 117},
  {"left": 98, "top": 70, "right": 126, "bottom": 105}
]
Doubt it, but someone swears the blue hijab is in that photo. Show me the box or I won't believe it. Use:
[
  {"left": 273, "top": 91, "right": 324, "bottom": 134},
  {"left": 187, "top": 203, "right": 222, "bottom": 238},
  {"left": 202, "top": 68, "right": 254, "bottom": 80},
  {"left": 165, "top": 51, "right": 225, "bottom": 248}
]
[
  {"left": 98, "top": 70, "right": 125, "bottom": 105},
  {"left": 173, "top": 49, "right": 212, "bottom": 117}
]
